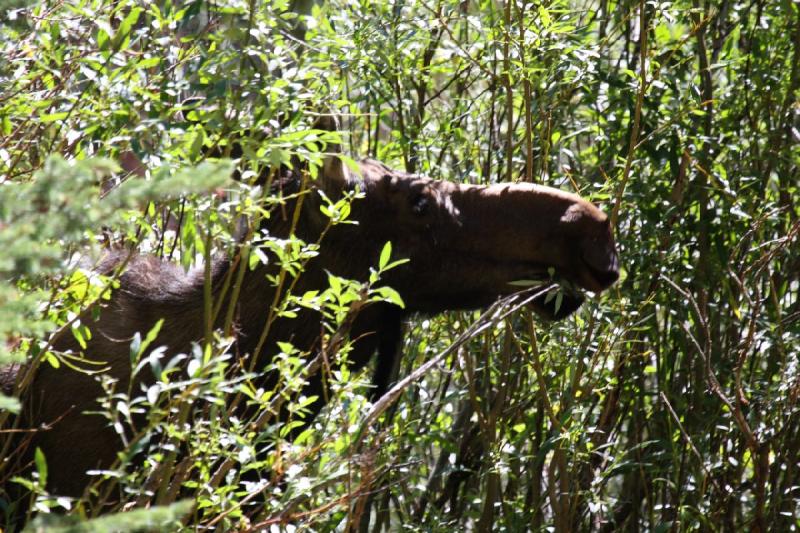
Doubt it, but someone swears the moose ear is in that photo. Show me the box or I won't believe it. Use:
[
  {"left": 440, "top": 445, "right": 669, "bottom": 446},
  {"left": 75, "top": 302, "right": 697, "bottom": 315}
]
[
  {"left": 314, "top": 114, "right": 352, "bottom": 189},
  {"left": 322, "top": 152, "right": 351, "bottom": 187}
]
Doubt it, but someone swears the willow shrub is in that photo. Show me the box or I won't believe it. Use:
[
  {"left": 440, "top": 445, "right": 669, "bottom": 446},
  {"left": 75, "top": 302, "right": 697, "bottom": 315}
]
[{"left": 1, "top": 0, "right": 799, "bottom": 531}]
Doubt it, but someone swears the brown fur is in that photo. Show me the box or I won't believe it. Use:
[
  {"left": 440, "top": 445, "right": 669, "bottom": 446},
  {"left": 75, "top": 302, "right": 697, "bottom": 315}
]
[{"left": 2, "top": 154, "right": 619, "bottom": 499}]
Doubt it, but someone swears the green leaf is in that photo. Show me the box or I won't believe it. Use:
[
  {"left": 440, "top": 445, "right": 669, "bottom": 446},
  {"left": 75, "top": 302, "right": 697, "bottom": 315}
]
[
  {"left": 373, "top": 286, "right": 405, "bottom": 308},
  {"left": 553, "top": 291, "right": 563, "bottom": 314},
  {"left": 39, "top": 112, "right": 68, "bottom": 123},
  {"left": 24, "top": 499, "right": 193, "bottom": 532},
  {"left": 379, "top": 241, "right": 392, "bottom": 270},
  {"left": 117, "top": 7, "right": 143, "bottom": 43},
  {"left": 136, "top": 56, "right": 161, "bottom": 69},
  {"left": 0, "top": 394, "right": 20, "bottom": 413},
  {"left": 327, "top": 273, "right": 342, "bottom": 294},
  {"left": 34, "top": 447, "right": 48, "bottom": 485},
  {"left": 508, "top": 279, "right": 544, "bottom": 287},
  {"left": 538, "top": 6, "right": 552, "bottom": 27},
  {"left": 138, "top": 319, "right": 164, "bottom": 357}
]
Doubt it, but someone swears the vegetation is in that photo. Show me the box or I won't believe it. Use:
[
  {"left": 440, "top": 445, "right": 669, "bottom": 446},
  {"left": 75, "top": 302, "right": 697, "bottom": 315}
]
[{"left": 1, "top": 0, "right": 798, "bottom": 530}]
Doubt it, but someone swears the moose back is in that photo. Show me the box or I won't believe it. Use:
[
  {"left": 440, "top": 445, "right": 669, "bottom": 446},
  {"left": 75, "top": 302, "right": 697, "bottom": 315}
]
[{"left": 3, "top": 142, "right": 619, "bottom": 499}]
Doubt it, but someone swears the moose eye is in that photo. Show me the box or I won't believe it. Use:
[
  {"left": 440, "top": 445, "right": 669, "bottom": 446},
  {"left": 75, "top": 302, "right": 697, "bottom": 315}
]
[{"left": 411, "top": 193, "right": 430, "bottom": 216}]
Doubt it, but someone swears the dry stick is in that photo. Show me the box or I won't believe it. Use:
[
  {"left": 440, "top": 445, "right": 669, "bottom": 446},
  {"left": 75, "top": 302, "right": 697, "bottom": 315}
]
[
  {"left": 659, "top": 391, "right": 723, "bottom": 494},
  {"left": 477, "top": 320, "right": 514, "bottom": 531},
  {"left": 515, "top": 0, "right": 534, "bottom": 184},
  {"left": 202, "top": 430, "right": 339, "bottom": 529},
  {"left": 611, "top": 0, "right": 647, "bottom": 227},
  {"left": 415, "top": 399, "right": 475, "bottom": 516},
  {"left": 248, "top": 181, "right": 314, "bottom": 371},
  {"left": 205, "top": 289, "right": 370, "bottom": 504},
  {"left": 660, "top": 274, "right": 774, "bottom": 527},
  {"left": 728, "top": 269, "right": 759, "bottom": 407},
  {"left": 527, "top": 322, "right": 562, "bottom": 431},
  {"left": 461, "top": 328, "right": 486, "bottom": 433},
  {"left": 247, "top": 474, "right": 382, "bottom": 531},
  {"left": 93, "top": 371, "right": 209, "bottom": 513},
  {"left": 216, "top": 168, "right": 283, "bottom": 335},
  {"left": 419, "top": 0, "right": 494, "bottom": 79},
  {"left": 202, "top": 225, "right": 215, "bottom": 347},
  {"left": 353, "top": 283, "right": 557, "bottom": 449},
  {"left": 660, "top": 276, "right": 760, "bottom": 451},
  {"left": 502, "top": 0, "right": 514, "bottom": 186},
  {"left": 344, "top": 449, "right": 376, "bottom": 533}
]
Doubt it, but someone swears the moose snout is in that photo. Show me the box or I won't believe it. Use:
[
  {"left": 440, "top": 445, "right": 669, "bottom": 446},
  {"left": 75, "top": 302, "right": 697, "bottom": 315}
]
[{"left": 578, "top": 236, "right": 620, "bottom": 292}]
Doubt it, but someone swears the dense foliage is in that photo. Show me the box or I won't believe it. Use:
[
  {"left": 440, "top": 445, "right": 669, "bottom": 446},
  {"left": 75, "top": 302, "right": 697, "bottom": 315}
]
[{"left": 1, "top": 0, "right": 798, "bottom": 530}]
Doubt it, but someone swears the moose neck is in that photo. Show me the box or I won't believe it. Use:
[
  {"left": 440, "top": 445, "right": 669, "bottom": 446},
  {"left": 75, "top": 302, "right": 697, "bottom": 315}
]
[{"left": 219, "top": 180, "right": 384, "bottom": 366}]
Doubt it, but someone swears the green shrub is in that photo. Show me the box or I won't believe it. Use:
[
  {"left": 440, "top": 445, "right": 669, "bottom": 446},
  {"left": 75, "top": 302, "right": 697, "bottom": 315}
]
[{"left": 1, "top": 0, "right": 798, "bottom": 530}]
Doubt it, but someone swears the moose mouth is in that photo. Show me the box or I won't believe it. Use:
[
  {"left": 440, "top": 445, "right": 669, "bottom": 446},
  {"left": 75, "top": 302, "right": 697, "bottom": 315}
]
[
  {"left": 514, "top": 260, "right": 618, "bottom": 321},
  {"left": 526, "top": 282, "right": 586, "bottom": 321},
  {"left": 506, "top": 271, "right": 585, "bottom": 321},
  {"left": 580, "top": 256, "right": 620, "bottom": 293}
]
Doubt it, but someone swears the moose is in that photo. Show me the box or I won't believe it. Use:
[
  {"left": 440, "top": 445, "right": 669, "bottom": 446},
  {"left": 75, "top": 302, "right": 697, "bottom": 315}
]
[{"left": 1, "top": 120, "right": 619, "bottom": 502}]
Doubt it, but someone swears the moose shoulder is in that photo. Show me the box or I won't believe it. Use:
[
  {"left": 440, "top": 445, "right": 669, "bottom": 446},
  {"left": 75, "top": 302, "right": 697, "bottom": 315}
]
[{"left": 6, "top": 148, "right": 619, "bottom": 499}]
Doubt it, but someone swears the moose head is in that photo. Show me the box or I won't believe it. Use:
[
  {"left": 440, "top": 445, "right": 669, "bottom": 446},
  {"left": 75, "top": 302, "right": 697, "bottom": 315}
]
[{"left": 313, "top": 157, "right": 618, "bottom": 319}]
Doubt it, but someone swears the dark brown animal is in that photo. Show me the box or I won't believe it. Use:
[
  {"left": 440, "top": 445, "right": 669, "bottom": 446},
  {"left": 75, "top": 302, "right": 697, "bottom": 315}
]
[{"left": 3, "top": 134, "right": 619, "bottom": 500}]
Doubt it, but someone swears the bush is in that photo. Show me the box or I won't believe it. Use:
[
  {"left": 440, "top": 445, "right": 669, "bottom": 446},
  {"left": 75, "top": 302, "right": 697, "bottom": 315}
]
[{"left": 1, "top": 0, "right": 798, "bottom": 530}]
